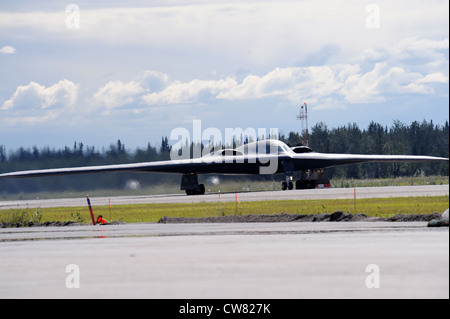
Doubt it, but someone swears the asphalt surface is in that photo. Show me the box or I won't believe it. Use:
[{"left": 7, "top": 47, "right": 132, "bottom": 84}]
[
  {"left": 0, "top": 222, "right": 448, "bottom": 299},
  {"left": 0, "top": 185, "right": 448, "bottom": 299},
  {"left": 0, "top": 185, "right": 448, "bottom": 209}
]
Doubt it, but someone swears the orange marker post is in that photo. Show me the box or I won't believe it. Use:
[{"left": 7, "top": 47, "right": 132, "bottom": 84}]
[
  {"left": 235, "top": 193, "right": 241, "bottom": 214},
  {"left": 235, "top": 193, "right": 241, "bottom": 205},
  {"left": 86, "top": 195, "right": 96, "bottom": 225}
]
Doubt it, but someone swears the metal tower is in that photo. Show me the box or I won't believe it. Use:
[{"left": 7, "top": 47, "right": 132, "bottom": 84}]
[{"left": 297, "top": 102, "right": 309, "bottom": 146}]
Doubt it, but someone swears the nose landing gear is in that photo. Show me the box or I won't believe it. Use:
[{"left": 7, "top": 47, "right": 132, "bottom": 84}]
[{"left": 281, "top": 160, "right": 294, "bottom": 191}]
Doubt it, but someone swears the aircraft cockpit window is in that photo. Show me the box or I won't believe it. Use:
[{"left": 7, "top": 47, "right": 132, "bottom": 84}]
[
  {"left": 236, "top": 141, "right": 291, "bottom": 155},
  {"left": 279, "top": 145, "right": 290, "bottom": 154},
  {"left": 221, "top": 150, "right": 243, "bottom": 156}
]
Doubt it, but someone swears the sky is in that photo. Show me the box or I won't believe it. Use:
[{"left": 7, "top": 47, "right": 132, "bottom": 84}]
[{"left": 0, "top": 0, "right": 449, "bottom": 152}]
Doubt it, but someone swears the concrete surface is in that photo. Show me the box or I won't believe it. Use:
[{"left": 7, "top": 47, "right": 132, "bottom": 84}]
[{"left": 0, "top": 222, "right": 448, "bottom": 299}]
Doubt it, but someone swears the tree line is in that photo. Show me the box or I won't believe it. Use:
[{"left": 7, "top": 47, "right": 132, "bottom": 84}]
[
  {"left": 279, "top": 120, "right": 448, "bottom": 179},
  {"left": 0, "top": 120, "right": 448, "bottom": 195}
]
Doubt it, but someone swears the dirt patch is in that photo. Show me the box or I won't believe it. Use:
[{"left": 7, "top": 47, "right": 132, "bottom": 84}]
[
  {"left": 158, "top": 212, "right": 444, "bottom": 224},
  {"left": 0, "top": 221, "right": 82, "bottom": 228},
  {"left": 2, "top": 213, "right": 445, "bottom": 227},
  {"left": 0, "top": 220, "right": 126, "bottom": 228}
]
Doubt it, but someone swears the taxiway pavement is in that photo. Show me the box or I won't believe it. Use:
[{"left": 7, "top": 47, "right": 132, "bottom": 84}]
[
  {"left": 0, "top": 222, "right": 448, "bottom": 299},
  {"left": 0, "top": 185, "right": 448, "bottom": 210},
  {"left": 0, "top": 185, "right": 448, "bottom": 299}
]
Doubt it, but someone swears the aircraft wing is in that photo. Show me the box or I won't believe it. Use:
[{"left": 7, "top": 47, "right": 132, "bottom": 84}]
[
  {"left": 289, "top": 152, "right": 449, "bottom": 172},
  {"left": 0, "top": 150, "right": 447, "bottom": 179},
  {"left": 2, "top": 139, "right": 446, "bottom": 195},
  {"left": 0, "top": 158, "right": 204, "bottom": 178}
]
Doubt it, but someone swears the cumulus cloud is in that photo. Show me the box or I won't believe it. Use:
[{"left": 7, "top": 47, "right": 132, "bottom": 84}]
[
  {"left": 198, "top": 63, "right": 443, "bottom": 106},
  {"left": 93, "top": 80, "right": 146, "bottom": 110},
  {"left": 1, "top": 79, "right": 78, "bottom": 111},
  {"left": 357, "top": 37, "right": 449, "bottom": 70},
  {"left": 0, "top": 45, "right": 16, "bottom": 54},
  {"left": 3, "top": 55, "right": 446, "bottom": 124},
  {"left": 92, "top": 70, "right": 239, "bottom": 109},
  {"left": 92, "top": 71, "right": 171, "bottom": 110},
  {"left": 112, "top": 61, "right": 446, "bottom": 110},
  {"left": 141, "top": 77, "right": 237, "bottom": 105},
  {"left": 91, "top": 45, "right": 448, "bottom": 112},
  {"left": 417, "top": 72, "right": 449, "bottom": 84}
]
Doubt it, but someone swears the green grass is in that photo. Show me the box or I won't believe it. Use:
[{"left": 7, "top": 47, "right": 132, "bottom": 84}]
[
  {"left": 1, "top": 196, "right": 448, "bottom": 225},
  {"left": 332, "top": 176, "right": 449, "bottom": 188}
]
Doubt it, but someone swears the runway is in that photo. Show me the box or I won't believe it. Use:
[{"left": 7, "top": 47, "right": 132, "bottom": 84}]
[
  {"left": 0, "top": 185, "right": 448, "bottom": 299},
  {"left": 0, "top": 222, "right": 448, "bottom": 299},
  {"left": 0, "top": 185, "right": 448, "bottom": 209}
]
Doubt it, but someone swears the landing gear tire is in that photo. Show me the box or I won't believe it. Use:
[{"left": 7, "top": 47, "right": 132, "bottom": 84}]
[
  {"left": 182, "top": 174, "right": 205, "bottom": 196},
  {"left": 281, "top": 182, "right": 294, "bottom": 191},
  {"left": 185, "top": 184, "right": 205, "bottom": 196},
  {"left": 306, "top": 181, "right": 315, "bottom": 189},
  {"left": 295, "top": 180, "right": 316, "bottom": 190},
  {"left": 197, "top": 183, "right": 205, "bottom": 195}
]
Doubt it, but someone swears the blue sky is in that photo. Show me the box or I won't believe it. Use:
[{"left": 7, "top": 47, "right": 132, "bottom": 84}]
[{"left": 0, "top": 0, "right": 448, "bottom": 151}]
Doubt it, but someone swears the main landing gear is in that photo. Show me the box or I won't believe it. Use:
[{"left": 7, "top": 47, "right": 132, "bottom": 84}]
[
  {"left": 280, "top": 168, "right": 331, "bottom": 191},
  {"left": 281, "top": 178, "right": 315, "bottom": 190},
  {"left": 181, "top": 173, "right": 205, "bottom": 196}
]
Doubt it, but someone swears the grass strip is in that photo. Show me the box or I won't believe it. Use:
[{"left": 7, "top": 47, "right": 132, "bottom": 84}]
[{"left": 1, "top": 196, "right": 448, "bottom": 225}]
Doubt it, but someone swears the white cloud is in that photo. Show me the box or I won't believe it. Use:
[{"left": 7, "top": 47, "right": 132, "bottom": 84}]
[
  {"left": 1, "top": 79, "right": 79, "bottom": 113},
  {"left": 0, "top": 112, "right": 61, "bottom": 126},
  {"left": 0, "top": 0, "right": 447, "bottom": 140},
  {"left": 1, "top": 1, "right": 447, "bottom": 68},
  {"left": 121, "top": 61, "right": 448, "bottom": 110},
  {"left": 216, "top": 62, "right": 445, "bottom": 106},
  {"left": 399, "top": 71, "right": 449, "bottom": 95},
  {"left": 417, "top": 72, "right": 449, "bottom": 84},
  {"left": 0, "top": 46, "right": 16, "bottom": 54},
  {"left": 141, "top": 77, "right": 237, "bottom": 105},
  {"left": 3, "top": 54, "right": 446, "bottom": 126},
  {"left": 338, "top": 62, "right": 447, "bottom": 103},
  {"left": 216, "top": 68, "right": 301, "bottom": 101},
  {"left": 92, "top": 71, "right": 173, "bottom": 110},
  {"left": 93, "top": 80, "right": 146, "bottom": 110},
  {"left": 398, "top": 37, "right": 449, "bottom": 53}
]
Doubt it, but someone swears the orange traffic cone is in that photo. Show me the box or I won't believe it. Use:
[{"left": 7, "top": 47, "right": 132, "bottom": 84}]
[{"left": 96, "top": 215, "right": 109, "bottom": 225}]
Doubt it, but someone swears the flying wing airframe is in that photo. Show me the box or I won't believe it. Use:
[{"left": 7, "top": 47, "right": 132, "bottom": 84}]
[{"left": 0, "top": 140, "right": 448, "bottom": 195}]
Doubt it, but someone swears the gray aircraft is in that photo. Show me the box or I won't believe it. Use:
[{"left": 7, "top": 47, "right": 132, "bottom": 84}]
[{"left": 0, "top": 139, "right": 448, "bottom": 195}]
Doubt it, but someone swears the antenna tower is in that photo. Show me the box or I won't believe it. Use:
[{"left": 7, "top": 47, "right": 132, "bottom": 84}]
[{"left": 297, "top": 102, "right": 309, "bottom": 146}]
